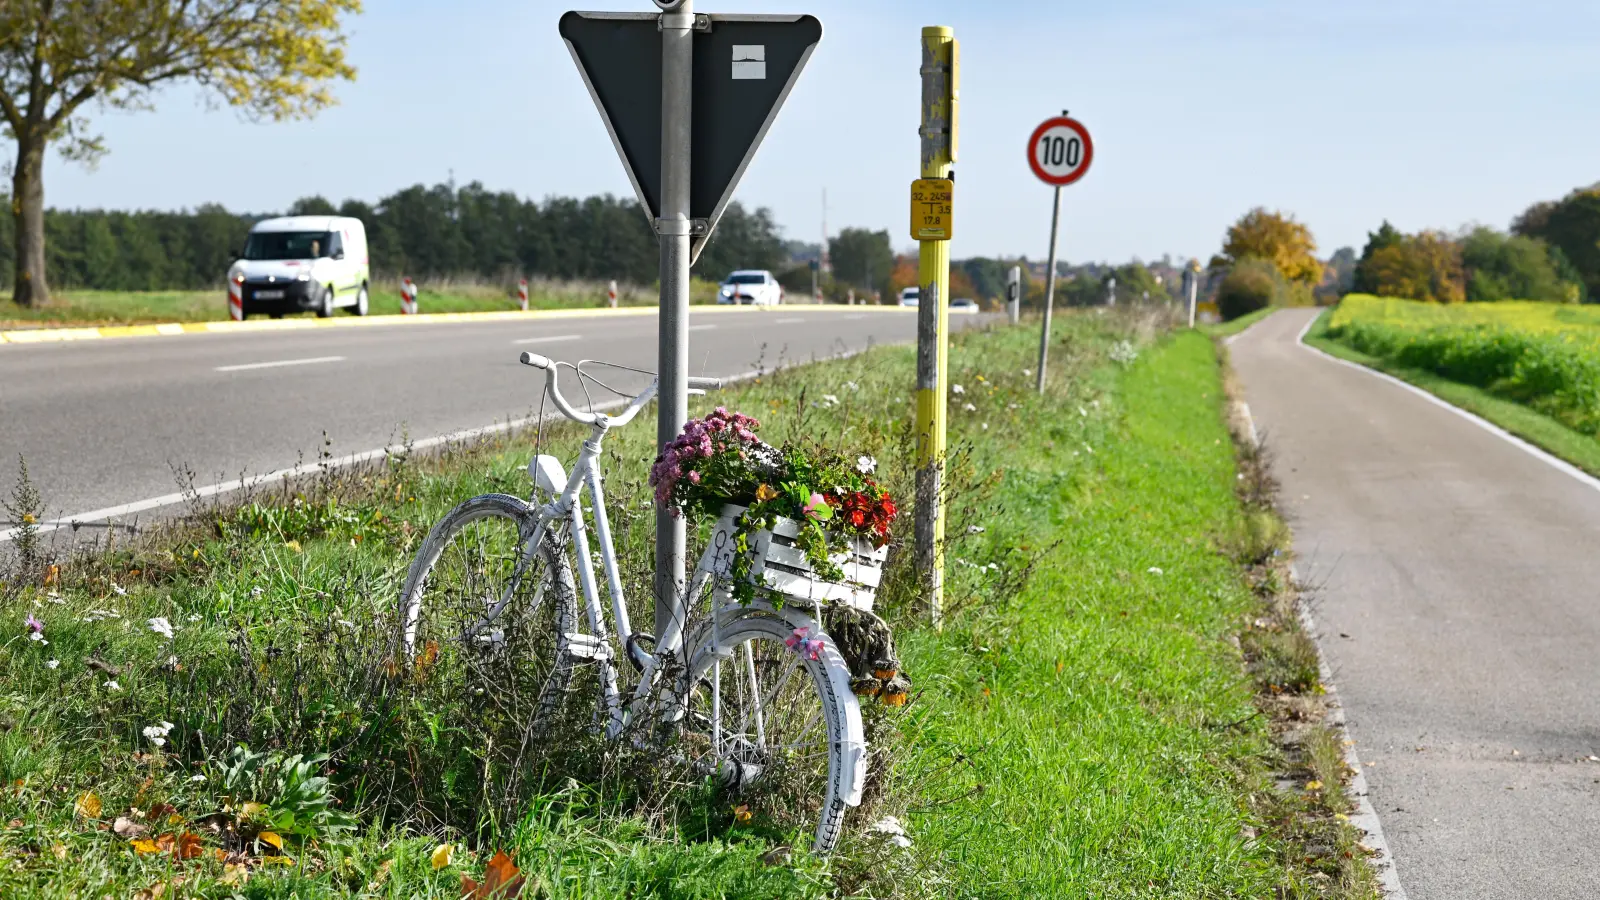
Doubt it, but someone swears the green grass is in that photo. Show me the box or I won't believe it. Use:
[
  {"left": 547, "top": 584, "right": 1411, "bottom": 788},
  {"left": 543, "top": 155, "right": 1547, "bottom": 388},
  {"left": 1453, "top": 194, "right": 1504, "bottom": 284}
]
[
  {"left": 0, "top": 310, "right": 1344, "bottom": 897},
  {"left": 1307, "top": 307, "right": 1600, "bottom": 478},
  {"left": 1202, "top": 305, "right": 1276, "bottom": 339},
  {"left": 0, "top": 279, "right": 723, "bottom": 327}
]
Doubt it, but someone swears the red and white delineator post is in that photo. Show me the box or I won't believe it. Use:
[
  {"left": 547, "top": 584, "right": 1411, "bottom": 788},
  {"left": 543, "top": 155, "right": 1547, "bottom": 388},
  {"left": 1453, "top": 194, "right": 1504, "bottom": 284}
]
[
  {"left": 228, "top": 275, "right": 244, "bottom": 321},
  {"left": 400, "top": 277, "right": 418, "bottom": 315},
  {"left": 607, "top": 280, "right": 618, "bottom": 309},
  {"left": 518, "top": 279, "right": 530, "bottom": 311}
]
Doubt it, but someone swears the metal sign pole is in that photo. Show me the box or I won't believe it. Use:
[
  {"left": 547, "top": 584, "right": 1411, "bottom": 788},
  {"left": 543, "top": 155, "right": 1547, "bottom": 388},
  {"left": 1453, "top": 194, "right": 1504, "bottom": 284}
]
[
  {"left": 1187, "top": 262, "right": 1199, "bottom": 328},
  {"left": 1034, "top": 185, "right": 1061, "bottom": 393},
  {"left": 655, "top": 0, "right": 694, "bottom": 638}
]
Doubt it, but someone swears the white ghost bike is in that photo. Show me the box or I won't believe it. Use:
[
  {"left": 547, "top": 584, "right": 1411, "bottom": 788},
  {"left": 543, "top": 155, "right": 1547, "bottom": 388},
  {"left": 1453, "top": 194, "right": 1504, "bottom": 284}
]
[{"left": 396, "top": 350, "right": 874, "bottom": 852}]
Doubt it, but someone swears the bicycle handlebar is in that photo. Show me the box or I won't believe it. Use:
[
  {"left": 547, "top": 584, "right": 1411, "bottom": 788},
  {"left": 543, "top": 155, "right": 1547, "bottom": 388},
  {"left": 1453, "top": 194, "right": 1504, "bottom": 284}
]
[{"left": 519, "top": 352, "right": 722, "bottom": 428}]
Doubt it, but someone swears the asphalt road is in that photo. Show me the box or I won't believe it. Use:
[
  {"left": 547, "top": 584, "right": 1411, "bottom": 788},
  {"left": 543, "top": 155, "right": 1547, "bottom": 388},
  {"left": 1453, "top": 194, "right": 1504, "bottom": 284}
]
[
  {"left": 1233, "top": 309, "right": 1600, "bottom": 899},
  {"left": 0, "top": 306, "right": 956, "bottom": 541}
]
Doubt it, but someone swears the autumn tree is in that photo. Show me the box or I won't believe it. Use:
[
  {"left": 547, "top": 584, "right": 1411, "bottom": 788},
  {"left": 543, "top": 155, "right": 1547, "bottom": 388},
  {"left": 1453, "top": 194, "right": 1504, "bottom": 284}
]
[
  {"left": 1364, "top": 231, "right": 1465, "bottom": 303},
  {"left": 1211, "top": 207, "right": 1320, "bottom": 284},
  {"left": 1, "top": 1, "right": 361, "bottom": 307},
  {"left": 1352, "top": 220, "right": 1402, "bottom": 294}
]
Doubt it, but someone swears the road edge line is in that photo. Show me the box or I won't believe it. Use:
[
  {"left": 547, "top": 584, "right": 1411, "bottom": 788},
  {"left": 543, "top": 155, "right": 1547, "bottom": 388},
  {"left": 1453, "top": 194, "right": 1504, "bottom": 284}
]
[{"left": 1295, "top": 311, "right": 1600, "bottom": 497}]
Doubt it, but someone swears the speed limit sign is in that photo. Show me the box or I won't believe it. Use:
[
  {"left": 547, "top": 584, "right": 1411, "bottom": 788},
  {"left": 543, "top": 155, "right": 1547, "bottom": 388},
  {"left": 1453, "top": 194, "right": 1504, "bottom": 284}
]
[{"left": 1027, "top": 116, "right": 1093, "bottom": 186}]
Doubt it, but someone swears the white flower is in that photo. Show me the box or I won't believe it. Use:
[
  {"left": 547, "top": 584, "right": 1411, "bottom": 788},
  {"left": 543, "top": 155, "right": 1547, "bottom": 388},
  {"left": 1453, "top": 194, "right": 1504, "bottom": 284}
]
[
  {"left": 190, "top": 774, "right": 206, "bottom": 783},
  {"left": 111, "top": 584, "right": 127, "bottom": 596},
  {"left": 1109, "top": 340, "right": 1139, "bottom": 364},
  {"left": 963, "top": 403, "right": 977, "bottom": 412},
  {"left": 28, "top": 632, "right": 46, "bottom": 644},
  {"left": 1022, "top": 368, "right": 1032, "bottom": 377},
  {"left": 250, "top": 586, "right": 264, "bottom": 598},
  {"left": 871, "top": 815, "right": 913, "bottom": 849},
  {"left": 45, "top": 659, "right": 59, "bottom": 669},
  {"left": 142, "top": 721, "right": 175, "bottom": 747},
  {"left": 1147, "top": 567, "right": 1164, "bottom": 575},
  {"left": 338, "top": 619, "right": 356, "bottom": 629},
  {"left": 820, "top": 394, "right": 840, "bottom": 408},
  {"left": 1079, "top": 406, "right": 1088, "bottom": 417},
  {"left": 951, "top": 384, "right": 965, "bottom": 395},
  {"left": 968, "top": 526, "right": 985, "bottom": 535},
  {"left": 856, "top": 455, "right": 877, "bottom": 475},
  {"left": 981, "top": 423, "right": 989, "bottom": 430},
  {"left": 104, "top": 680, "right": 121, "bottom": 691},
  {"left": 187, "top": 614, "right": 201, "bottom": 622},
  {"left": 148, "top": 617, "right": 174, "bottom": 640},
  {"left": 843, "top": 381, "right": 860, "bottom": 392}
]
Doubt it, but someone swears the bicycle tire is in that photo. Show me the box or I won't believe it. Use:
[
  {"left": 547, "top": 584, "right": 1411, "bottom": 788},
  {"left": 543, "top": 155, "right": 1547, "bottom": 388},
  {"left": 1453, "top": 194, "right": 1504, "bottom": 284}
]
[
  {"left": 680, "top": 611, "right": 866, "bottom": 854},
  {"left": 397, "top": 493, "right": 579, "bottom": 734}
]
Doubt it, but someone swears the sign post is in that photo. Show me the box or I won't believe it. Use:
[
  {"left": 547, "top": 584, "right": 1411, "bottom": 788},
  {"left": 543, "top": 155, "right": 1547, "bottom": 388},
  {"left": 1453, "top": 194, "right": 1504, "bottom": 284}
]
[
  {"left": 1006, "top": 265, "right": 1021, "bottom": 324},
  {"left": 560, "top": 3, "right": 822, "bottom": 639},
  {"left": 1027, "top": 112, "right": 1093, "bottom": 393},
  {"left": 913, "top": 25, "right": 957, "bottom": 628}
]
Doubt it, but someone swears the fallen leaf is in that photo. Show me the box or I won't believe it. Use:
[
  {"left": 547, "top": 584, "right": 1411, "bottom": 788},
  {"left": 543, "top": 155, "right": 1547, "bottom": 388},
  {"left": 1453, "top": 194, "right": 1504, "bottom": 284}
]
[
  {"left": 132, "top": 882, "right": 167, "bottom": 900},
  {"left": 113, "top": 816, "right": 149, "bottom": 839},
  {"left": 261, "top": 855, "right": 295, "bottom": 866},
  {"left": 732, "top": 804, "right": 752, "bottom": 824},
  {"left": 432, "top": 843, "right": 454, "bottom": 869},
  {"left": 258, "top": 831, "right": 284, "bottom": 852},
  {"left": 74, "top": 791, "right": 102, "bottom": 819},
  {"left": 220, "top": 864, "right": 250, "bottom": 886},
  {"left": 462, "top": 850, "right": 524, "bottom": 899},
  {"left": 174, "top": 832, "right": 204, "bottom": 860},
  {"left": 1305, "top": 780, "right": 1324, "bottom": 791}
]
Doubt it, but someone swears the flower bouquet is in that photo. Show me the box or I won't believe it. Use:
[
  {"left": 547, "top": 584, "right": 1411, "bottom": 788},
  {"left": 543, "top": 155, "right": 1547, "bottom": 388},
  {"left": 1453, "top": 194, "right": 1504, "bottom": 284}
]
[{"left": 650, "top": 407, "right": 898, "bottom": 608}]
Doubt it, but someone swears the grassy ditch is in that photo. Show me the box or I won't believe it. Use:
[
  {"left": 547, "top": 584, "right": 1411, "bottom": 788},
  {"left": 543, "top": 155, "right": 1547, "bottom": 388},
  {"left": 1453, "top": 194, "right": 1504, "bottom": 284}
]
[
  {"left": 1307, "top": 305, "right": 1600, "bottom": 478},
  {"left": 2, "top": 311, "right": 1367, "bottom": 896},
  {"left": 0, "top": 279, "right": 723, "bottom": 327}
]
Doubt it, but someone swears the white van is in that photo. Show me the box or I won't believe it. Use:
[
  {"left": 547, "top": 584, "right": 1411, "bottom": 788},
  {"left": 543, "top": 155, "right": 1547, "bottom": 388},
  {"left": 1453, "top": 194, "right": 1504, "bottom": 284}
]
[{"left": 229, "top": 216, "right": 370, "bottom": 318}]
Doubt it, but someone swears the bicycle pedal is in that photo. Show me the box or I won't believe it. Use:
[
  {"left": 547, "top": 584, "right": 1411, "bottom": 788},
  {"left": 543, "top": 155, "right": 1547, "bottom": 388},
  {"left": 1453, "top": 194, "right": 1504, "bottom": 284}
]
[{"left": 561, "top": 632, "right": 612, "bottom": 662}]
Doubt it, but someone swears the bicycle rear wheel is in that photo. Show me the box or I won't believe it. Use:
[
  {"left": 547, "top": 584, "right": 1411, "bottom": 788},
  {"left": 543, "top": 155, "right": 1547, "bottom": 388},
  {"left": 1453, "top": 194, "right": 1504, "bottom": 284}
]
[
  {"left": 680, "top": 612, "right": 865, "bottom": 854},
  {"left": 397, "top": 493, "right": 578, "bottom": 744}
]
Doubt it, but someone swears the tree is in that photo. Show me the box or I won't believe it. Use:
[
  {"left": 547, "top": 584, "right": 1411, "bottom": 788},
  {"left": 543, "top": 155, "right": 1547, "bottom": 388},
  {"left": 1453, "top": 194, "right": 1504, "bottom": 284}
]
[
  {"left": 1459, "top": 226, "right": 1581, "bottom": 303},
  {"left": 1212, "top": 207, "right": 1320, "bottom": 284},
  {"left": 828, "top": 228, "right": 893, "bottom": 298},
  {"left": 1110, "top": 262, "right": 1169, "bottom": 304},
  {"left": 1, "top": 1, "right": 361, "bottom": 306},
  {"left": 1216, "top": 259, "right": 1284, "bottom": 321},
  {"left": 1511, "top": 187, "right": 1600, "bottom": 300},
  {"left": 1353, "top": 221, "right": 1403, "bottom": 293},
  {"left": 1364, "top": 231, "right": 1465, "bottom": 303}
]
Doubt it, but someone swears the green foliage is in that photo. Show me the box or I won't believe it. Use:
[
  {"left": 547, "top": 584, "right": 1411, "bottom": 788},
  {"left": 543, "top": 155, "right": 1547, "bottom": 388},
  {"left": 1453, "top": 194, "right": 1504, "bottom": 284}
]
[
  {"left": 217, "top": 747, "right": 358, "bottom": 843},
  {"left": 1352, "top": 220, "right": 1403, "bottom": 294},
  {"left": 1215, "top": 258, "right": 1285, "bottom": 321},
  {"left": 1110, "top": 262, "right": 1170, "bottom": 304},
  {"left": 1513, "top": 185, "right": 1600, "bottom": 299},
  {"left": 0, "top": 188, "right": 785, "bottom": 292},
  {"left": 1460, "top": 227, "right": 1582, "bottom": 303},
  {"left": 1329, "top": 294, "right": 1600, "bottom": 434},
  {"left": 828, "top": 227, "right": 894, "bottom": 296}
]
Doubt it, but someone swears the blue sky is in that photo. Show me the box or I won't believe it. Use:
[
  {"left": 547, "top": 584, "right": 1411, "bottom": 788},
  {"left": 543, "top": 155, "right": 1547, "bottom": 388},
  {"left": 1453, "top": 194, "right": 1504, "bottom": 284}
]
[{"left": 37, "top": 0, "right": 1600, "bottom": 264}]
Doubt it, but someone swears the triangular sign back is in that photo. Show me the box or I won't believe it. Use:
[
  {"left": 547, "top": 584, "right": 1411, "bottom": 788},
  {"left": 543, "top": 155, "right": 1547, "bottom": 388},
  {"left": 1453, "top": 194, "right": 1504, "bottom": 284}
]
[{"left": 559, "top": 12, "right": 822, "bottom": 264}]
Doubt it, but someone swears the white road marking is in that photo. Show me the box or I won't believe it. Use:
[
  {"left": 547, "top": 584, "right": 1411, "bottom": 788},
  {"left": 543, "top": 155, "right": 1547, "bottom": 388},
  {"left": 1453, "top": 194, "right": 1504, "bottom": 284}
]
[
  {"left": 688, "top": 324, "right": 718, "bottom": 332},
  {"left": 774, "top": 317, "right": 805, "bottom": 324},
  {"left": 216, "top": 355, "right": 345, "bottom": 372},
  {"left": 512, "top": 334, "right": 582, "bottom": 346},
  {"left": 1294, "top": 311, "right": 1600, "bottom": 497}
]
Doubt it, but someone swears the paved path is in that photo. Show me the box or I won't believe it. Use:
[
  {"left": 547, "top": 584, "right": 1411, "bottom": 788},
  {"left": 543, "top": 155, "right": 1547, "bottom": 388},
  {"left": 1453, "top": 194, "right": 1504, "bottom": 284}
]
[
  {"left": 1232, "top": 308, "right": 1600, "bottom": 899},
  {"left": 0, "top": 306, "right": 958, "bottom": 541}
]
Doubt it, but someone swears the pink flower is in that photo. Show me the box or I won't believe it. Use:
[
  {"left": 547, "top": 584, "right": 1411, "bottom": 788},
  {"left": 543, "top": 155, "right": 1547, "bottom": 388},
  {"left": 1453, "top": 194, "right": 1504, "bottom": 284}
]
[
  {"left": 785, "top": 627, "right": 825, "bottom": 661},
  {"left": 24, "top": 614, "right": 42, "bottom": 634},
  {"left": 688, "top": 471, "right": 701, "bottom": 484}
]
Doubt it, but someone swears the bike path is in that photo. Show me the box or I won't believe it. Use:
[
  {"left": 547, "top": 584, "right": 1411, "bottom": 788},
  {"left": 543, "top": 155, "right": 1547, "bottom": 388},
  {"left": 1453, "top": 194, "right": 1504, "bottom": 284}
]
[{"left": 1232, "top": 308, "right": 1600, "bottom": 899}]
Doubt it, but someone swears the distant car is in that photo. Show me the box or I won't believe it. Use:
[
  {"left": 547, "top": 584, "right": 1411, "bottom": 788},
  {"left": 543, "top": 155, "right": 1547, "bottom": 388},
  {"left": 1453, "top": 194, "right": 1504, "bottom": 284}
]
[
  {"left": 897, "top": 286, "right": 920, "bottom": 307},
  {"left": 951, "top": 298, "right": 979, "bottom": 313},
  {"left": 717, "top": 270, "right": 784, "bottom": 305},
  {"left": 229, "top": 216, "right": 370, "bottom": 319}
]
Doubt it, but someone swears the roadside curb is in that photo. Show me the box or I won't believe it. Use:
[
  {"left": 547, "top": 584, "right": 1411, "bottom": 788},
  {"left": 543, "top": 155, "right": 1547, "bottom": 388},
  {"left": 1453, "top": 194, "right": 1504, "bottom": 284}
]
[{"left": 0, "top": 303, "right": 911, "bottom": 345}]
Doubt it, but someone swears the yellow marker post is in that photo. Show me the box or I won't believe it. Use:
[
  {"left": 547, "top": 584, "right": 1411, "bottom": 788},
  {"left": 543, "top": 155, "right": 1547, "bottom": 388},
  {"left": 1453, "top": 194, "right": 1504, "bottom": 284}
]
[{"left": 913, "top": 25, "right": 957, "bottom": 627}]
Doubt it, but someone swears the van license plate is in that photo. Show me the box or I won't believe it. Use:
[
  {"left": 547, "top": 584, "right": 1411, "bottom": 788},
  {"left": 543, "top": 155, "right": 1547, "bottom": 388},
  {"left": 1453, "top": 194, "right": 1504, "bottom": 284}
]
[{"left": 255, "top": 290, "right": 284, "bottom": 299}]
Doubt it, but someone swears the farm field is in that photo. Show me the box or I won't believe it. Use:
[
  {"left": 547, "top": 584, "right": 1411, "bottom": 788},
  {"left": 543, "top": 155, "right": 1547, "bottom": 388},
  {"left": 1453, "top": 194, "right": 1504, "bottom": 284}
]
[
  {"left": 0, "top": 315, "right": 1370, "bottom": 897},
  {"left": 1326, "top": 294, "right": 1600, "bottom": 437},
  {"left": 0, "top": 280, "right": 722, "bottom": 327}
]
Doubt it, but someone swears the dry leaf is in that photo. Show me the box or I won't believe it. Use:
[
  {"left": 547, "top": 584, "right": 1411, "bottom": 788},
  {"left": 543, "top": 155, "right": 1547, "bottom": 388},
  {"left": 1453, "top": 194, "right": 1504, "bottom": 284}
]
[
  {"left": 258, "top": 831, "right": 284, "bottom": 852},
  {"left": 132, "top": 882, "right": 167, "bottom": 900},
  {"left": 462, "top": 850, "right": 524, "bottom": 899},
  {"left": 416, "top": 640, "right": 441, "bottom": 677},
  {"left": 431, "top": 843, "right": 454, "bottom": 869},
  {"left": 74, "top": 791, "right": 102, "bottom": 819},
  {"left": 220, "top": 863, "right": 250, "bottom": 886},
  {"left": 113, "top": 816, "right": 149, "bottom": 839},
  {"left": 239, "top": 802, "right": 266, "bottom": 821},
  {"left": 261, "top": 855, "right": 295, "bottom": 866},
  {"left": 175, "top": 832, "right": 204, "bottom": 860},
  {"left": 1305, "top": 780, "right": 1324, "bottom": 791}
]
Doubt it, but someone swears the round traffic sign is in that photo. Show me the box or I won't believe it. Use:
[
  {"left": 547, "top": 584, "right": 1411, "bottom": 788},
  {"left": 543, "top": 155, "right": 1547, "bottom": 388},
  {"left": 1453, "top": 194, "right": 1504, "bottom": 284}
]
[{"left": 1027, "top": 117, "right": 1093, "bottom": 186}]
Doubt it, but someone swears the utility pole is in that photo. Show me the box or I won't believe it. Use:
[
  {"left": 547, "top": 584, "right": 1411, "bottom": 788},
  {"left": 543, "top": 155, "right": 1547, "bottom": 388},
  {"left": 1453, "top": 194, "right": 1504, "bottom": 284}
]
[{"left": 913, "top": 25, "right": 957, "bottom": 627}]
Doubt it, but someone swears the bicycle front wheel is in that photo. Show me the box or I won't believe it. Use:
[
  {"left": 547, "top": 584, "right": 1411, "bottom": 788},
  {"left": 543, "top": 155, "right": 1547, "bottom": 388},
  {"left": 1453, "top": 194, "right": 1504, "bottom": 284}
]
[
  {"left": 396, "top": 493, "right": 578, "bottom": 739},
  {"left": 681, "top": 612, "right": 865, "bottom": 854}
]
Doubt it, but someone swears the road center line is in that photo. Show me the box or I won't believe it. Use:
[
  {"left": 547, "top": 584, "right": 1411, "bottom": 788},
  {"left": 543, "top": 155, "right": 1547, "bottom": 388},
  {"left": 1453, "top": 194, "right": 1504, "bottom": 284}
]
[
  {"left": 688, "top": 324, "right": 718, "bottom": 332},
  {"left": 215, "top": 356, "right": 345, "bottom": 372},
  {"left": 512, "top": 334, "right": 583, "bottom": 346}
]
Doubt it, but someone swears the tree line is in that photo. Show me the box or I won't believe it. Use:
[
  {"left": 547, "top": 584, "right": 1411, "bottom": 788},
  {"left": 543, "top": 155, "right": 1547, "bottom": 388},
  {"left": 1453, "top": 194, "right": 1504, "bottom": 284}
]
[{"left": 0, "top": 182, "right": 787, "bottom": 294}]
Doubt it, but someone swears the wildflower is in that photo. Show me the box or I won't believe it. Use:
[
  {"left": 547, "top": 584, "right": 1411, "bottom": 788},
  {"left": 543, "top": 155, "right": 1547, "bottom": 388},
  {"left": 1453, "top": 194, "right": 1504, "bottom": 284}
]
[
  {"left": 820, "top": 394, "right": 840, "bottom": 408},
  {"left": 963, "top": 403, "right": 976, "bottom": 412},
  {"left": 45, "top": 659, "right": 59, "bottom": 669},
  {"left": 784, "top": 627, "right": 825, "bottom": 661},
  {"left": 967, "top": 525, "right": 985, "bottom": 535},
  {"left": 1079, "top": 407, "right": 1088, "bottom": 417},
  {"left": 250, "top": 586, "right": 264, "bottom": 598},
  {"left": 1022, "top": 368, "right": 1032, "bottom": 377},
  {"left": 104, "top": 680, "right": 121, "bottom": 691},
  {"left": 190, "top": 774, "right": 206, "bottom": 783},
  {"left": 981, "top": 423, "right": 989, "bottom": 430},
  {"left": 755, "top": 484, "right": 779, "bottom": 503},
  {"left": 1147, "top": 567, "right": 1164, "bottom": 575},
  {"left": 856, "top": 455, "right": 877, "bottom": 475},
  {"left": 843, "top": 381, "right": 860, "bottom": 391},
  {"left": 951, "top": 384, "right": 965, "bottom": 395},
  {"left": 802, "top": 492, "right": 834, "bottom": 522},
  {"left": 111, "top": 583, "right": 127, "bottom": 596},
  {"left": 148, "top": 617, "right": 174, "bottom": 640},
  {"left": 25, "top": 613, "right": 42, "bottom": 634},
  {"left": 142, "top": 722, "right": 176, "bottom": 748},
  {"left": 871, "top": 815, "right": 913, "bottom": 849},
  {"left": 187, "top": 614, "right": 201, "bottom": 622}
]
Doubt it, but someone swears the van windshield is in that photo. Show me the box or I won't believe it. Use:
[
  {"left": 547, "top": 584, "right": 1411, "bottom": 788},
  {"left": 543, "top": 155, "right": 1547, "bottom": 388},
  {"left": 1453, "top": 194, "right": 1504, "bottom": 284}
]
[{"left": 243, "top": 231, "right": 334, "bottom": 261}]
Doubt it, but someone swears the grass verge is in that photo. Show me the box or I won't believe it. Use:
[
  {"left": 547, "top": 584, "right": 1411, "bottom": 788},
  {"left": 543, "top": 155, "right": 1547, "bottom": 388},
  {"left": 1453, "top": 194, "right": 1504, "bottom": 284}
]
[
  {"left": 1306, "top": 307, "right": 1600, "bottom": 478},
  {"left": 2, "top": 310, "right": 1369, "bottom": 897},
  {"left": 0, "top": 279, "right": 722, "bottom": 327}
]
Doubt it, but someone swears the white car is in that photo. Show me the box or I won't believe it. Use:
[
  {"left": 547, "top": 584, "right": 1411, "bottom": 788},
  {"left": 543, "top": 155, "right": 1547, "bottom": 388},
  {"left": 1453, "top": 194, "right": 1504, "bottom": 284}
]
[
  {"left": 717, "top": 270, "right": 784, "bottom": 305},
  {"left": 951, "top": 298, "right": 980, "bottom": 313},
  {"left": 229, "top": 216, "right": 371, "bottom": 318},
  {"left": 897, "top": 286, "right": 920, "bottom": 307}
]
